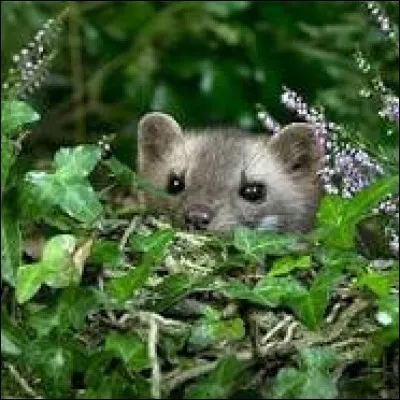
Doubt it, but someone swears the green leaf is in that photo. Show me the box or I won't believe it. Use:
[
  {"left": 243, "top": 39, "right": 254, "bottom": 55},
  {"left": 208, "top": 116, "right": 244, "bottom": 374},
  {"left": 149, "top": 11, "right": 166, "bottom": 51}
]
[
  {"left": 253, "top": 266, "right": 343, "bottom": 330},
  {"left": 54, "top": 145, "right": 102, "bottom": 178},
  {"left": 316, "top": 175, "right": 399, "bottom": 249},
  {"left": 1, "top": 100, "right": 40, "bottom": 138},
  {"left": 189, "top": 316, "right": 245, "bottom": 349},
  {"left": 1, "top": 204, "right": 21, "bottom": 285},
  {"left": 88, "top": 240, "right": 123, "bottom": 268},
  {"left": 29, "top": 287, "right": 98, "bottom": 336},
  {"left": 22, "top": 171, "right": 102, "bottom": 224},
  {"left": 268, "top": 367, "right": 305, "bottom": 399},
  {"left": 56, "top": 178, "right": 102, "bottom": 224},
  {"left": 268, "top": 255, "right": 311, "bottom": 277},
  {"left": 299, "top": 347, "right": 338, "bottom": 372},
  {"left": 1, "top": 329, "right": 21, "bottom": 355},
  {"left": 357, "top": 270, "right": 398, "bottom": 298},
  {"left": 1, "top": 310, "right": 27, "bottom": 356},
  {"left": 15, "top": 262, "right": 54, "bottom": 304},
  {"left": 15, "top": 234, "right": 86, "bottom": 303},
  {"left": 254, "top": 276, "right": 308, "bottom": 306},
  {"left": 1, "top": 135, "right": 14, "bottom": 193},
  {"left": 152, "top": 273, "right": 213, "bottom": 313},
  {"left": 105, "top": 331, "right": 149, "bottom": 371},
  {"left": 268, "top": 348, "right": 338, "bottom": 399},
  {"left": 299, "top": 267, "right": 343, "bottom": 329},
  {"left": 184, "top": 355, "right": 247, "bottom": 399},
  {"left": 21, "top": 145, "right": 103, "bottom": 224},
  {"left": 42, "top": 234, "right": 81, "bottom": 288},
  {"left": 233, "top": 227, "right": 306, "bottom": 259},
  {"left": 106, "top": 260, "right": 152, "bottom": 302},
  {"left": 219, "top": 281, "right": 275, "bottom": 307},
  {"left": 129, "top": 229, "right": 174, "bottom": 259},
  {"left": 23, "top": 339, "right": 74, "bottom": 398}
]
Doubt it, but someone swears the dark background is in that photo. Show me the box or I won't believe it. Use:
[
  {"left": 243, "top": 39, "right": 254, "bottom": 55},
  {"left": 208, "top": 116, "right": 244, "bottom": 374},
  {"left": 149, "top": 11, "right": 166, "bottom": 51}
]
[{"left": 1, "top": 1, "right": 398, "bottom": 168}]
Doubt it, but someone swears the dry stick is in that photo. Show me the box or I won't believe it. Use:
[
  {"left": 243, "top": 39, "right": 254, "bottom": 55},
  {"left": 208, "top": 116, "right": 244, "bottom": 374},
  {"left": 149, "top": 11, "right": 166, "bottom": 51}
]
[
  {"left": 5, "top": 363, "right": 43, "bottom": 399},
  {"left": 119, "top": 217, "right": 138, "bottom": 252},
  {"left": 260, "top": 315, "right": 293, "bottom": 345},
  {"left": 282, "top": 321, "right": 299, "bottom": 344},
  {"left": 165, "top": 361, "right": 219, "bottom": 394},
  {"left": 166, "top": 351, "right": 253, "bottom": 394},
  {"left": 148, "top": 315, "right": 161, "bottom": 399}
]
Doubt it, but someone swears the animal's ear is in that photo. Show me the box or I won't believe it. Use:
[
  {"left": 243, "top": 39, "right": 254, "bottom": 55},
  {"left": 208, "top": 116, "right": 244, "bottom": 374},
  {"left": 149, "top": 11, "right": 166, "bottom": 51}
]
[
  {"left": 138, "top": 112, "right": 183, "bottom": 165},
  {"left": 268, "top": 122, "right": 322, "bottom": 174}
]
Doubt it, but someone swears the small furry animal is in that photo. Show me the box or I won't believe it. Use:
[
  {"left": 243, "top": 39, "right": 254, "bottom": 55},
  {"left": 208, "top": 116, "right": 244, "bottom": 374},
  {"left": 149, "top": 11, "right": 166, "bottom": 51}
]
[{"left": 137, "top": 112, "right": 322, "bottom": 233}]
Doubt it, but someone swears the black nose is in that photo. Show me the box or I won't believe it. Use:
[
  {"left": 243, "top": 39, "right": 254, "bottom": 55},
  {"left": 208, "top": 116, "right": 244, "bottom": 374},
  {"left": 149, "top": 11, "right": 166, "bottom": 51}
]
[{"left": 184, "top": 204, "right": 214, "bottom": 230}]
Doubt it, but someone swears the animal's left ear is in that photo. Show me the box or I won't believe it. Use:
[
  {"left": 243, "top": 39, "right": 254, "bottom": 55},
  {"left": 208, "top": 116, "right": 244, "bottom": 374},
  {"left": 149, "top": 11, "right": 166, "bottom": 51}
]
[{"left": 268, "top": 122, "right": 322, "bottom": 174}]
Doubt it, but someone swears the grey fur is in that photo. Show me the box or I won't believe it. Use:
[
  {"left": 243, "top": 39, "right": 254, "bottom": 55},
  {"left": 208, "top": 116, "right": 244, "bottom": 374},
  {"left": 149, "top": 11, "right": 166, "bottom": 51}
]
[{"left": 137, "top": 112, "right": 322, "bottom": 233}]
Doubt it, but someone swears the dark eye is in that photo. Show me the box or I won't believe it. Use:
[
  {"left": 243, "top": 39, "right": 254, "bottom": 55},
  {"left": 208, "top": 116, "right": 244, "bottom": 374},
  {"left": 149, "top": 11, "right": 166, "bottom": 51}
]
[
  {"left": 167, "top": 173, "right": 185, "bottom": 194},
  {"left": 239, "top": 182, "right": 266, "bottom": 202}
]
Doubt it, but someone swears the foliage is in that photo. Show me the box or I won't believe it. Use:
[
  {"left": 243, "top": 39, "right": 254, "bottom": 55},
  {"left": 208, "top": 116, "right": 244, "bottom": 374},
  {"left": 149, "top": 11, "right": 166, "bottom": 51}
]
[{"left": 1, "top": 2, "right": 399, "bottom": 400}]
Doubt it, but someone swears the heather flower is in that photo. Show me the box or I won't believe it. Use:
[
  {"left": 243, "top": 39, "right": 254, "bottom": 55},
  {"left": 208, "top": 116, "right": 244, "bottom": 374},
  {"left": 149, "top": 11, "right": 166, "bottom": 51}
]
[
  {"left": 280, "top": 87, "right": 385, "bottom": 198},
  {"left": 255, "top": 104, "right": 281, "bottom": 135},
  {"left": 2, "top": 9, "right": 68, "bottom": 99},
  {"left": 363, "top": 1, "right": 398, "bottom": 42}
]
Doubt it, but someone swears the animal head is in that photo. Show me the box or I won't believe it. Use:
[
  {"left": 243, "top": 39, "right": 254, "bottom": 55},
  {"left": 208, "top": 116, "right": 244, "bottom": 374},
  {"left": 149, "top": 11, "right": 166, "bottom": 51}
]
[{"left": 137, "top": 112, "right": 322, "bottom": 233}]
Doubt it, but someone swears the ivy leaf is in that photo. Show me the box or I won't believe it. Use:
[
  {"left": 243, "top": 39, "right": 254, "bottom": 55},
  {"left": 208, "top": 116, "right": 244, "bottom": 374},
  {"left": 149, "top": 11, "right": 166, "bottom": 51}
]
[
  {"left": 189, "top": 316, "right": 245, "bottom": 350},
  {"left": 106, "top": 260, "right": 152, "bottom": 302},
  {"left": 1, "top": 203, "right": 21, "bottom": 285},
  {"left": 88, "top": 240, "right": 123, "bottom": 268},
  {"left": 15, "top": 234, "right": 90, "bottom": 303},
  {"left": 29, "top": 287, "right": 98, "bottom": 337},
  {"left": 54, "top": 145, "right": 102, "bottom": 178},
  {"left": 316, "top": 175, "right": 399, "bottom": 249},
  {"left": 152, "top": 273, "right": 213, "bottom": 313},
  {"left": 268, "top": 348, "right": 338, "bottom": 399},
  {"left": 357, "top": 269, "right": 398, "bottom": 298},
  {"left": 22, "top": 172, "right": 102, "bottom": 224},
  {"left": 184, "top": 355, "right": 248, "bottom": 399},
  {"left": 254, "top": 276, "right": 308, "bottom": 306},
  {"left": 253, "top": 266, "right": 343, "bottom": 330},
  {"left": 16, "top": 262, "right": 55, "bottom": 304},
  {"left": 268, "top": 255, "right": 311, "bottom": 277},
  {"left": 1, "top": 311, "right": 27, "bottom": 356},
  {"left": 233, "top": 227, "right": 307, "bottom": 259},
  {"left": 1, "top": 135, "right": 14, "bottom": 194},
  {"left": 129, "top": 229, "right": 174, "bottom": 259},
  {"left": 55, "top": 178, "right": 102, "bottom": 224},
  {"left": 23, "top": 338, "right": 74, "bottom": 398},
  {"left": 219, "top": 281, "right": 275, "bottom": 307},
  {"left": 1, "top": 100, "right": 40, "bottom": 138},
  {"left": 105, "top": 331, "right": 149, "bottom": 371},
  {"left": 298, "top": 267, "right": 343, "bottom": 330}
]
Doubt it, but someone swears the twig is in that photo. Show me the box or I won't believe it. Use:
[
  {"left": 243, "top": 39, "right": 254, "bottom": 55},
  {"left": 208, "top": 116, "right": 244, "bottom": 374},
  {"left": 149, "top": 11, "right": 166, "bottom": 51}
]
[
  {"left": 282, "top": 321, "right": 299, "bottom": 343},
  {"left": 5, "top": 363, "right": 43, "bottom": 399},
  {"left": 325, "top": 302, "right": 343, "bottom": 324},
  {"left": 149, "top": 315, "right": 161, "bottom": 399},
  {"left": 165, "top": 360, "right": 218, "bottom": 394},
  {"left": 260, "top": 315, "right": 293, "bottom": 345},
  {"left": 119, "top": 217, "right": 138, "bottom": 252}
]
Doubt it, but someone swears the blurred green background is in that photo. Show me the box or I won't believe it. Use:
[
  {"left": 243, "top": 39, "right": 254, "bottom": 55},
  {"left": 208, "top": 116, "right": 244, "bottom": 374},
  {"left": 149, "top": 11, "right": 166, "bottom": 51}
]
[{"left": 1, "top": 1, "right": 398, "bottom": 168}]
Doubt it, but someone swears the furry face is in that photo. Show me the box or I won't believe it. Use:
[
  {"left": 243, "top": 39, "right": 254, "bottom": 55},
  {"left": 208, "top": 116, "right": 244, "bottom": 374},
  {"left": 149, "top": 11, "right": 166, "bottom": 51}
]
[{"left": 137, "top": 112, "right": 322, "bottom": 233}]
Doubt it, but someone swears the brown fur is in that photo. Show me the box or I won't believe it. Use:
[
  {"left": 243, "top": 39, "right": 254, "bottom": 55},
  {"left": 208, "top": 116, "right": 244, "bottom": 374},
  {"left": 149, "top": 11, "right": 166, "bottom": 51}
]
[{"left": 137, "top": 112, "right": 322, "bottom": 233}]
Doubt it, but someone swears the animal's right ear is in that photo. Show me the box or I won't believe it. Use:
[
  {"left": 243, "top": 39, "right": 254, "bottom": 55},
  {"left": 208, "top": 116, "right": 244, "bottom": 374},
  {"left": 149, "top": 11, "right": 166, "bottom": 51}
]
[{"left": 137, "top": 112, "right": 183, "bottom": 165}]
